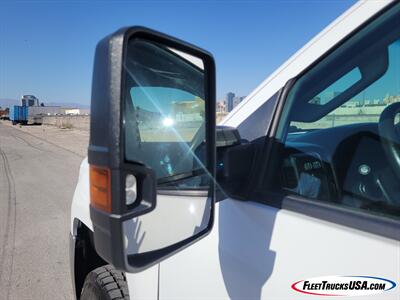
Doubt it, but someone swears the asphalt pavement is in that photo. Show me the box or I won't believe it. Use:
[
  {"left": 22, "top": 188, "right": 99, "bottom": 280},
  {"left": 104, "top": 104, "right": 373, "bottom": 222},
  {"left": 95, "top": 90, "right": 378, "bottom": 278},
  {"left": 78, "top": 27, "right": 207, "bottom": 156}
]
[{"left": 0, "top": 123, "right": 84, "bottom": 299}]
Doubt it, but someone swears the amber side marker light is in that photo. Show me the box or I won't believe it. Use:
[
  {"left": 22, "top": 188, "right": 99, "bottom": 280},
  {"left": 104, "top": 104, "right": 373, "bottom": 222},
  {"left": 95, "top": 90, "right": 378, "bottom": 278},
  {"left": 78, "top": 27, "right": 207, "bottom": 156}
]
[{"left": 90, "top": 165, "right": 111, "bottom": 212}]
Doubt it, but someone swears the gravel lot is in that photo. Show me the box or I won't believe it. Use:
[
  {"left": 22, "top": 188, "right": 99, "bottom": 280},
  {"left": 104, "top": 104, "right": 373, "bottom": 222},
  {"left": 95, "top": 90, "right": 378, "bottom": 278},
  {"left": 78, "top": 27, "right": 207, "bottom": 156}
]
[{"left": 0, "top": 121, "right": 88, "bottom": 299}]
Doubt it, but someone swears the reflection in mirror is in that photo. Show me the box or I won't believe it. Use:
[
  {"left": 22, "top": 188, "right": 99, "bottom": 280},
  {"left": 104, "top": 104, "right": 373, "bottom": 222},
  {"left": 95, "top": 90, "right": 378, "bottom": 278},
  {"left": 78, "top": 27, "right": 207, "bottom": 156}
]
[
  {"left": 122, "top": 38, "right": 212, "bottom": 256},
  {"left": 124, "top": 38, "right": 207, "bottom": 185},
  {"left": 123, "top": 195, "right": 211, "bottom": 254}
]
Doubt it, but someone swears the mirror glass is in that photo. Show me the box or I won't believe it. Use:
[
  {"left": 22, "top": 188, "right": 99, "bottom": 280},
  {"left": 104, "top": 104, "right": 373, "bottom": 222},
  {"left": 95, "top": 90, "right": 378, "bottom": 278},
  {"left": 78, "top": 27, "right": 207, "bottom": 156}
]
[{"left": 122, "top": 37, "right": 212, "bottom": 259}]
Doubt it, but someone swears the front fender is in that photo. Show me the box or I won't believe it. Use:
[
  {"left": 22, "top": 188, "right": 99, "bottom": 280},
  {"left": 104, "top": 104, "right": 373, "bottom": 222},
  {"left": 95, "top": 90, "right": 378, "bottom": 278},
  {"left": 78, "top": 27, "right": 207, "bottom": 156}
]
[{"left": 70, "top": 157, "right": 93, "bottom": 236}]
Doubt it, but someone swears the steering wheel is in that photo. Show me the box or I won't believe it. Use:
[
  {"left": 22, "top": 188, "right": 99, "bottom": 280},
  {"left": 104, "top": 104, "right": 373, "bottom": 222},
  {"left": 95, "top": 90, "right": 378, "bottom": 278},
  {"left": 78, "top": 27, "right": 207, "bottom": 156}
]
[{"left": 378, "top": 102, "right": 400, "bottom": 179}]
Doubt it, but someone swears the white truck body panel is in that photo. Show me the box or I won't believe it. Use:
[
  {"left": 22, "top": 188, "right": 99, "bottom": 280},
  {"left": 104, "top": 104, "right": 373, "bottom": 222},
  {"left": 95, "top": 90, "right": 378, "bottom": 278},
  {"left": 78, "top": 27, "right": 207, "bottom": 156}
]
[
  {"left": 27, "top": 106, "right": 61, "bottom": 124},
  {"left": 71, "top": 158, "right": 92, "bottom": 234},
  {"left": 28, "top": 106, "right": 61, "bottom": 116},
  {"left": 159, "top": 200, "right": 399, "bottom": 300}
]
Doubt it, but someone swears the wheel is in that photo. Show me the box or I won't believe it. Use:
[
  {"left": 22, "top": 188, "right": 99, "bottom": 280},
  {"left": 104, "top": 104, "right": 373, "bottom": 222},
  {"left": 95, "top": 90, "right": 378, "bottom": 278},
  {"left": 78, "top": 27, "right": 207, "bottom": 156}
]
[{"left": 80, "top": 265, "right": 130, "bottom": 300}]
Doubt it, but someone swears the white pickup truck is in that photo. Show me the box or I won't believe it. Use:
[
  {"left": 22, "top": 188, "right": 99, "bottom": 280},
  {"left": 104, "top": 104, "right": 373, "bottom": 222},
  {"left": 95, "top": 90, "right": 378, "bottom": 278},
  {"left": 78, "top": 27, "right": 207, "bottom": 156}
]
[{"left": 70, "top": 1, "right": 400, "bottom": 299}]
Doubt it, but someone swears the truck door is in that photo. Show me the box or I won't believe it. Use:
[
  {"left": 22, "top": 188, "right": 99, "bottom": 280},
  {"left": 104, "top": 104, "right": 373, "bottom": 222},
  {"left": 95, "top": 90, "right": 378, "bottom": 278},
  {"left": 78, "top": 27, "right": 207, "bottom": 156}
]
[{"left": 159, "top": 2, "right": 399, "bottom": 299}]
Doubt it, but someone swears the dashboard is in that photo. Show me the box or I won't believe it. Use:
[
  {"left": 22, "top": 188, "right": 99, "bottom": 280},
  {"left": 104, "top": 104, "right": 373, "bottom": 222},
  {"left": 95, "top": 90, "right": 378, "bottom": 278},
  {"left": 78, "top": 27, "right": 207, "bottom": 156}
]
[
  {"left": 281, "top": 143, "right": 338, "bottom": 202},
  {"left": 282, "top": 123, "right": 399, "bottom": 211}
]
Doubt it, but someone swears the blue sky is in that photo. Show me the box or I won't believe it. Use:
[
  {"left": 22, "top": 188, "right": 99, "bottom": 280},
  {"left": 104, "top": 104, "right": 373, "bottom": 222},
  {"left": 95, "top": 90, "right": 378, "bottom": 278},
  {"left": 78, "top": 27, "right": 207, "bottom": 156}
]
[{"left": 0, "top": 0, "right": 356, "bottom": 105}]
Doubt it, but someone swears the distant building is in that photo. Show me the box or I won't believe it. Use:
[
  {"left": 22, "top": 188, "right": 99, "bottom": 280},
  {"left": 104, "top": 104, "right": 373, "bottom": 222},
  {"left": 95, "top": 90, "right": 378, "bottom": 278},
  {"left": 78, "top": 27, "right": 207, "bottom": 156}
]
[
  {"left": 225, "top": 92, "right": 235, "bottom": 112},
  {"left": 171, "top": 97, "right": 204, "bottom": 122},
  {"left": 233, "top": 96, "right": 245, "bottom": 109},
  {"left": 384, "top": 94, "right": 400, "bottom": 104},
  {"left": 60, "top": 108, "right": 90, "bottom": 115},
  {"left": 217, "top": 101, "right": 226, "bottom": 113}
]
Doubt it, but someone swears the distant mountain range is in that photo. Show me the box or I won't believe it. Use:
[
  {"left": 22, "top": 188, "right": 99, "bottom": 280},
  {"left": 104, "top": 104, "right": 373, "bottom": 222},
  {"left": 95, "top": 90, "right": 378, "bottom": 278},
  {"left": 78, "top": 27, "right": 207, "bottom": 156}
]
[
  {"left": 0, "top": 99, "right": 19, "bottom": 108},
  {"left": 0, "top": 99, "right": 90, "bottom": 109}
]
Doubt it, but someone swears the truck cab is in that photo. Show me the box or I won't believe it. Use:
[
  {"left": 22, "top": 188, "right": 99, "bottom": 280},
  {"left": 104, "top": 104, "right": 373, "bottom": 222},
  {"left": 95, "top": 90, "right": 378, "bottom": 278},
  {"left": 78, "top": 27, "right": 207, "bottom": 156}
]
[
  {"left": 21, "top": 95, "right": 40, "bottom": 107},
  {"left": 70, "top": 1, "right": 400, "bottom": 299}
]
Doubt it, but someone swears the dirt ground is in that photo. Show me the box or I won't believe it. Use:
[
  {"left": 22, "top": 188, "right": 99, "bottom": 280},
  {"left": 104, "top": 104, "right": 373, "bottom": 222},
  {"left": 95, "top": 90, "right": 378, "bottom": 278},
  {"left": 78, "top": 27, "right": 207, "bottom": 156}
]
[
  {"left": 0, "top": 120, "right": 89, "bottom": 158},
  {"left": 0, "top": 122, "right": 85, "bottom": 299}
]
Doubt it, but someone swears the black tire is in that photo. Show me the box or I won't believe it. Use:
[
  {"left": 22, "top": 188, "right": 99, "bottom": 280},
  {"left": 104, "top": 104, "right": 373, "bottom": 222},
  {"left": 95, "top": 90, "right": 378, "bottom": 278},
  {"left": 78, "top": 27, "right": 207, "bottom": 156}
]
[{"left": 80, "top": 265, "right": 130, "bottom": 300}]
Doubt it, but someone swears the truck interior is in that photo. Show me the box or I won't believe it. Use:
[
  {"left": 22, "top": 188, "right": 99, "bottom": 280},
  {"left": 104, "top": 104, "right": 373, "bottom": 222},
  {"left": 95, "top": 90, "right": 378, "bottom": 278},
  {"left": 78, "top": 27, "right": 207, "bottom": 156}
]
[{"left": 277, "top": 3, "right": 400, "bottom": 220}]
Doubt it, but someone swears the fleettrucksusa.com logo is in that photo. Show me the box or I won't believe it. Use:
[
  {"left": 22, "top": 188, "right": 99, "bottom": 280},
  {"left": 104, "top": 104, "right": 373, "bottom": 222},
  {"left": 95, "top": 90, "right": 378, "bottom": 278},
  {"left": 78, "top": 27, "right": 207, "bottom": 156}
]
[{"left": 291, "top": 276, "right": 397, "bottom": 297}]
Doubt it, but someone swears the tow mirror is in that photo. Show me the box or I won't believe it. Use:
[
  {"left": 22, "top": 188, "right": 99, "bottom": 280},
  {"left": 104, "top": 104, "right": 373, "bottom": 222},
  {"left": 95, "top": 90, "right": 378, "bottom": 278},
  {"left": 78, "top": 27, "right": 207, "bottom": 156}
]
[{"left": 89, "top": 27, "right": 216, "bottom": 272}]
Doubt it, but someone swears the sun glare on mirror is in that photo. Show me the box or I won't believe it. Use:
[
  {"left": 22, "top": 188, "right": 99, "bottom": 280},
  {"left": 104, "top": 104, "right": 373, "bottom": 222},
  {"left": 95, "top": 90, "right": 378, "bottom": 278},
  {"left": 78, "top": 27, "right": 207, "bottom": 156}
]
[{"left": 162, "top": 117, "right": 174, "bottom": 127}]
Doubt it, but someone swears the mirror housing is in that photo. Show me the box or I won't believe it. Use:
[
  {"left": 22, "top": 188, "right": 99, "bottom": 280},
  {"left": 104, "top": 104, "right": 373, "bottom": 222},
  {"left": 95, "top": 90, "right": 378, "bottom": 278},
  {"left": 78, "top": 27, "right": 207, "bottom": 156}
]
[
  {"left": 89, "top": 26, "right": 216, "bottom": 272},
  {"left": 215, "top": 126, "right": 255, "bottom": 197}
]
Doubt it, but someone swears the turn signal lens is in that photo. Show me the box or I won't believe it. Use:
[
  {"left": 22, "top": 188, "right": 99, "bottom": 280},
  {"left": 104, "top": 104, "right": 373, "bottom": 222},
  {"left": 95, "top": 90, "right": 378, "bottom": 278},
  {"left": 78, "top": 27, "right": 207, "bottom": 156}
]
[{"left": 90, "top": 165, "right": 111, "bottom": 212}]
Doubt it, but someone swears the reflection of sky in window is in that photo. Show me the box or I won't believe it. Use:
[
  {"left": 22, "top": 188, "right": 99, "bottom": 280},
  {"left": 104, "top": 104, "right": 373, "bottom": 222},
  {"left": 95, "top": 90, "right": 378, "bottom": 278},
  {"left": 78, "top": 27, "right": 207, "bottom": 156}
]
[
  {"left": 312, "top": 68, "right": 361, "bottom": 105},
  {"left": 352, "top": 40, "right": 400, "bottom": 102},
  {"left": 311, "top": 40, "right": 400, "bottom": 105},
  {"left": 360, "top": 40, "right": 400, "bottom": 100},
  {"left": 130, "top": 87, "right": 196, "bottom": 116}
]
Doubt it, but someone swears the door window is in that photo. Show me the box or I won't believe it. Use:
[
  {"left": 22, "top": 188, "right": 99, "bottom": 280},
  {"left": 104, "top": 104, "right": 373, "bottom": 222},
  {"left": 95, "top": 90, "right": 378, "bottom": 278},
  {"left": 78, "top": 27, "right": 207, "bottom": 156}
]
[{"left": 270, "top": 3, "right": 400, "bottom": 220}]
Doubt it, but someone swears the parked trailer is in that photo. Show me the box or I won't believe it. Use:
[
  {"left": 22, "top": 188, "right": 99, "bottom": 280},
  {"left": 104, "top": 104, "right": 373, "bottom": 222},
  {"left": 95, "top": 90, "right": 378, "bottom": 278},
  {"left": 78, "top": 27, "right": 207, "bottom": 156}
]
[
  {"left": 9, "top": 105, "right": 61, "bottom": 125},
  {"left": 9, "top": 106, "right": 28, "bottom": 125},
  {"left": 27, "top": 106, "right": 61, "bottom": 125}
]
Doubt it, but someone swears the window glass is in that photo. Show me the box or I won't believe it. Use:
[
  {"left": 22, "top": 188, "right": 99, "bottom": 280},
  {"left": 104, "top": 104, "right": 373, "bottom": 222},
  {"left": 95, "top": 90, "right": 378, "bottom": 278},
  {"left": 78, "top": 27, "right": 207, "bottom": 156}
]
[
  {"left": 270, "top": 3, "right": 400, "bottom": 220},
  {"left": 291, "top": 42, "right": 400, "bottom": 131},
  {"left": 308, "top": 67, "right": 361, "bottom": 106}
]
